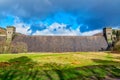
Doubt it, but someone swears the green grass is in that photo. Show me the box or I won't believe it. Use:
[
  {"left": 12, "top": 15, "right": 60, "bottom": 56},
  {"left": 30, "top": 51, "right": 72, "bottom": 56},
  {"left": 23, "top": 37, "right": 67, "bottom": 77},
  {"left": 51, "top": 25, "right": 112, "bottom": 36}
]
[{"left": 0, "top": 52, "right": 120, "bottom": 80}]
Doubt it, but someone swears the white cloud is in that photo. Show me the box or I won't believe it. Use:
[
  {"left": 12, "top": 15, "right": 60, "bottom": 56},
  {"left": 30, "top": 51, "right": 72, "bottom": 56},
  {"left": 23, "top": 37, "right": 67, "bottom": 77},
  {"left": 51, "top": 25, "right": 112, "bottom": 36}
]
[
  {"left": 33, "top": 22, "right": 81, "bottom": 36},
  {"left": 112, "top": 26, "right": 120, "bottom": 30},
  {"left": 13, "top": 17, "right": 31, "bottom": 35},
  {"left": 14, "top": 23, "right": 31, "bottom": 35},
  {"left": 13, "top": 18, "right": 102, "bottom": 36},
  {"left": 81, "top": 30, "right": 102, "bottom": 36},
  {"left": 33, "top": 22, "right": 102, "bottom": 36}
]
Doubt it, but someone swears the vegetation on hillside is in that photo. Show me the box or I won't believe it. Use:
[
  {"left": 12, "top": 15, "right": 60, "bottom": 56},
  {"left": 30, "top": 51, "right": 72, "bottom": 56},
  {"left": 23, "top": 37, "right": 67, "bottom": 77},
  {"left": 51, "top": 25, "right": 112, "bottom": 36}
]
[
  {"left": 111, "top": 30, "right": 120, "bottom": 52},
  {"left": 112, "top": 30, "right": 120, "bottom": 40},
  {"left": 0, "top": 52, "right": 120, "bottom": 80},
  {"left": 0, "top": 28, "right": 6, "bottom": 34},
  {"left": 113, "top": 41, "right": 120, "bottom": 52}
]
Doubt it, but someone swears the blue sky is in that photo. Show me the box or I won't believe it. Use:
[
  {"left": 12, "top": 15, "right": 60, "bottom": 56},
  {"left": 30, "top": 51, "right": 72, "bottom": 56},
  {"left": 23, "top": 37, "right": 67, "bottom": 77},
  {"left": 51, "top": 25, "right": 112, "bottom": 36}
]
[{"left": 0, "top": 0, "right": 120, "bottom": 36}]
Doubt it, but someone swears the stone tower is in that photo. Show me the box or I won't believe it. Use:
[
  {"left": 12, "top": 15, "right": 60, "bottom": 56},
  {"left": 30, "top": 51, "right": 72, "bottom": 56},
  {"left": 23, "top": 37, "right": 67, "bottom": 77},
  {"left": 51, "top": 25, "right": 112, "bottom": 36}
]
[
  {"left": 6, "top": 26, "right": 16, "bottom": 42},
  {"left": 103, "top": 27, "right": 112, "bottom": 46}
]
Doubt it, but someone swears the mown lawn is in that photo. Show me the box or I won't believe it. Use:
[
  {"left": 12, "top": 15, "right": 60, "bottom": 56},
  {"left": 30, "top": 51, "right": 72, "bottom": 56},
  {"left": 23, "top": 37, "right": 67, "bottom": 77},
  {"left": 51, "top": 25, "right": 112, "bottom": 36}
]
[{"left": 0, "top": 52, "right": 120, "bottom": 80}]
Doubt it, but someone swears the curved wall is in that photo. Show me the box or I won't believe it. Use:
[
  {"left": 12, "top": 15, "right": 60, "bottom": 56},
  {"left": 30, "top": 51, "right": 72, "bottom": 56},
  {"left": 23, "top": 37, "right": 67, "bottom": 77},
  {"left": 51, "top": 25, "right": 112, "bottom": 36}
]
[{"left": 13, "top": 36, "right": 108, "bottom": 52}]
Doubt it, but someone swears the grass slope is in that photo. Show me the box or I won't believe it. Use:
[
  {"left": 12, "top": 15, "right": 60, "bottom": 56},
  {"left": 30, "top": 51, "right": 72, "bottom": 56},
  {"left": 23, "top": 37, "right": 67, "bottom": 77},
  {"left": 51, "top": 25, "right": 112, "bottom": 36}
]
[{"left": 0, "top": 52, "right": 120, "bottom": 80}]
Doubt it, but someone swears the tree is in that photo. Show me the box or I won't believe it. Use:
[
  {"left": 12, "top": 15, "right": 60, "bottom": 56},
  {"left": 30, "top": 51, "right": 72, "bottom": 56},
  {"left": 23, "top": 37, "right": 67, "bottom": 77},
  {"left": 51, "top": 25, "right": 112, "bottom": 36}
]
[
  {"left": 116, "top": 31, "right": 120, "bottom": 41},
  {"left": 113, "top": 41, "right": 120, "bottom": 52}
]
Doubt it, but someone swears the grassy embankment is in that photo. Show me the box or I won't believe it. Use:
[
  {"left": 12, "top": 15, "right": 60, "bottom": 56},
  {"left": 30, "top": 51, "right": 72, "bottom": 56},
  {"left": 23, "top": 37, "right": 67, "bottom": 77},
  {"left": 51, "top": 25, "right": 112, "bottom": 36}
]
[{"left": 0, "top": 52, "right": 120, "bottom": 80}]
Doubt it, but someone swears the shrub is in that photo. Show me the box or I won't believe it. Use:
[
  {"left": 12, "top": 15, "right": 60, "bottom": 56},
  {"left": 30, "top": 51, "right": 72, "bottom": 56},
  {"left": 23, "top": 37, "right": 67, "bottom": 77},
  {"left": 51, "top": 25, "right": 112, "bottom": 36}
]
[{"left": 113, "top": 41, "right": 120, "bottom": 52}]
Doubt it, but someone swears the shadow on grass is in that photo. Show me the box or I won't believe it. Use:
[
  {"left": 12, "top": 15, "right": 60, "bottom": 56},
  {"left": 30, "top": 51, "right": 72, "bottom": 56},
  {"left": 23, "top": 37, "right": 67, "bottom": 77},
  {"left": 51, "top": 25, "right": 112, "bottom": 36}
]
[
  {"left": 0, "top": 56, "right": 120, "bottom": 80},
  {"left": 115, "top": 56, "right": 120, "bottom": 60},
  {"left": 92, "top": 59, "right": 120, "bottom": 65},
  {"left": 106, "top": 51, "right": 120, "bottom": 54}
]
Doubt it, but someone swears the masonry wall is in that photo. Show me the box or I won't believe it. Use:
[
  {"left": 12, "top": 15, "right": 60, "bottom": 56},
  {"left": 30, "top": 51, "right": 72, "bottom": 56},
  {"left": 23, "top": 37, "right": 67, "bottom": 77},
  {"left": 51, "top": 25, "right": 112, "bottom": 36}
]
[
  {"left": 12, "top": 35, "right": 108, "bottom": 52},
  {"left": 0, "top": 36, "right": 6, "bottom": 41}
]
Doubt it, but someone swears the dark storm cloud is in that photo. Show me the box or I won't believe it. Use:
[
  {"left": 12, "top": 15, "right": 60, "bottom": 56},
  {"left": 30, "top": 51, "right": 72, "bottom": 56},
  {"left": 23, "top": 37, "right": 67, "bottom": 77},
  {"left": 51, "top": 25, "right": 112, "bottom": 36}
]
[
  {"left": 0, "top": 0, "right": 120, "bottom": 31},
  {"left": 0, "top": 0, "right": 120, "bottom": 17}
]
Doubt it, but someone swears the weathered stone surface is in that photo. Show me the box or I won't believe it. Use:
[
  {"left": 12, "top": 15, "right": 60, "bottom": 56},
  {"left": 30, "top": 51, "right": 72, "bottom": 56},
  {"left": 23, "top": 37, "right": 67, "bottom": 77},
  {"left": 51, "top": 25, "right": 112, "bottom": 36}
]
[
  {"left": 0, "top": 36, "right": 6, "bottom": 41},
  {"left": 13, "top": 35, "right": 108, "bottom": 52}
]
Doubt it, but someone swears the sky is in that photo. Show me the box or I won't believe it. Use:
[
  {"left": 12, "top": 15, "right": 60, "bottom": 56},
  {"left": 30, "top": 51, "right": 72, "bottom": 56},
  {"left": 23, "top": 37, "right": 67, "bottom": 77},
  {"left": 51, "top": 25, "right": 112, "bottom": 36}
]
[{"left": 0, "top": 0, "right": 120, "bottom": 36}]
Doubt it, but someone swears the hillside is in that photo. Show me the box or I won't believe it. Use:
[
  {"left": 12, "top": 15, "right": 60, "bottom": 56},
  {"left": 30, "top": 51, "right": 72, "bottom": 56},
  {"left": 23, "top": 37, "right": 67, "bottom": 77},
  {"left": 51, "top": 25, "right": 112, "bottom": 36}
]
[
  {"left": 0, "top": 28, "right": 6, "bottom": 41},
  {"left": 0, "top": 27, "right": 6, "bottom": 34}
]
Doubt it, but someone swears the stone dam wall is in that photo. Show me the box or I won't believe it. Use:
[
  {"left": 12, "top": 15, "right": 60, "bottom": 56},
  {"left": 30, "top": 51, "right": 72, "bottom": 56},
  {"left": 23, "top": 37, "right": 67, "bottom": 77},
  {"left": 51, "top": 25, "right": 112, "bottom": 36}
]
[
  {"left": 12, "top": 35, "right": 108, "bottom": 52},
  {"left": 0, "top": 36, "right": 6, "bottom": 41}
]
